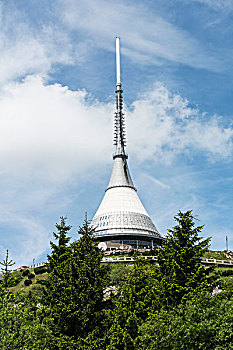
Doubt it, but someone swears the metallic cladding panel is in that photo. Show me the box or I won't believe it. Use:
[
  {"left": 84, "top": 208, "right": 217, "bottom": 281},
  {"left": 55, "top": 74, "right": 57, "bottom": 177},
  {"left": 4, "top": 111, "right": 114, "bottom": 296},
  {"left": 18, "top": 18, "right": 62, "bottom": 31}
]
[{"left": 90, "top": 38, "right": 163, "bottom": 245}]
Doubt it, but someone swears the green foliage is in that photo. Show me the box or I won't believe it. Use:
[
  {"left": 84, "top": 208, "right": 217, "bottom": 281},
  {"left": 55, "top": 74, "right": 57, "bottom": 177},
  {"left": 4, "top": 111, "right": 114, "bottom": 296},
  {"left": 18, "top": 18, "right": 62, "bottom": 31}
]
[
  {"left": 0, "top": 249, "right": 15, "bottom": 288},
  {"left": 203, "top": 250, "right": 228, "bottom": 260},
  {"left": 109, "top": 264, "right": 133, "bottom": 285},
  {"left": 157, "top": 210, "right": 215, "bottom": 306},
  {"left": 44, "top": 217, "right": 109, "bottom": 345},
  {"left": 217, "top": 271, "right": 233, "bottom": 299},
  {"left": 24, "top": 279, "right": 32, "bottom": 286},
  {"left": 137, "top": 292, "right": 233, "bottom": 350},
  {"left": 10, "top": 270, "right": 23, "bottom": 286},
  {"left": 10, "top": 269, "right": 48, "bottom": 296},
  {"left": 1, "top": 211, "right": 231, "bottom": 349},
  {"left": 107, "top": 263, "right": 161, "bottom": 349},
  {"left": 28, "top": 272, "right": 35, "bottom": 279},
  {"left": 141, "top": 248, "right": 158, "bottom": 256},
  {"left": 106, "top": 211, "right": 218, "bottom": 348},
  {"left": 220, "top": 268, "right": 233, "bottom": 277},
  {"left": 34, "top": 266, "right": 47, "bottom": 275},
  {"left": 47, "top": 216, "right": 72, "bottom": 271},
  {"left": 0, "top": 285, "right": 53, "bottom": 349},
  {"left": 22, "top": 269, "right": 29, "bottom": 276}
]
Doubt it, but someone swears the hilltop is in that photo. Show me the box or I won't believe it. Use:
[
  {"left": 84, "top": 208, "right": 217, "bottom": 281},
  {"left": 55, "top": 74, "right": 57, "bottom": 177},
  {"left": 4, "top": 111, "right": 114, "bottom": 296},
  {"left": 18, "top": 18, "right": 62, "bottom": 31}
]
[
  {"left": 203, "top": 250, "right": 233, "bottom": 261},
  {"left": 5, "top": 249, "right": 233, "bottom": 298}
]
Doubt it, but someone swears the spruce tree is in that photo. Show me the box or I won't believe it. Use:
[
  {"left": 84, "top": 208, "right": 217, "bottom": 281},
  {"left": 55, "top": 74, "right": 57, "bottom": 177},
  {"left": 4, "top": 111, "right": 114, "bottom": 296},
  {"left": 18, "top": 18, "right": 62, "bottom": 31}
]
[
  {"left": 106, "top": 263, "right": 161, "bottom": 349},
  {"left": 157, "top": 210, "right": 214, "bottom": 306},
  {"left": 0, "top": 284, "right": 53, "bottom": 349},
  {"left": 47, "top": 216, "right": 72, "bottom": 271},
  {"left": 0, "top": 249, "right": 15, "bottom": 289},
  {"left": 44, "top": 217, "right": 109, "bottom": 348},
  {"left": 42, "top": 216, "right": 72, "bottom": 343}
]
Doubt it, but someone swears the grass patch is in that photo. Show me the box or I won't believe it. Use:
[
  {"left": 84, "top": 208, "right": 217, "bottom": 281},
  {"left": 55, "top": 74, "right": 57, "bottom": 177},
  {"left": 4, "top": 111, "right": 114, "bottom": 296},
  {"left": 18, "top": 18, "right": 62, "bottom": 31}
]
[
  {"left": 203, "top": 250, "right": 230, "bottom": 260},
  {"left": 10, "top": 270, "right": 48, "bottom": 296},
  {"left": 109, "top": 264, "right": 133, "bottom": 285}
]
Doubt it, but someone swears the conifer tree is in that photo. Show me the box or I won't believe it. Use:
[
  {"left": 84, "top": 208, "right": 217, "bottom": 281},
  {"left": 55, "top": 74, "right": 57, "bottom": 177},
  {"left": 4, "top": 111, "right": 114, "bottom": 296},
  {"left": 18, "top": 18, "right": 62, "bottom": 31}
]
[
  {"left": 106, "top": 211, "right": 215, "bottom": 348},
  {"left": 65, "top": 218, "right": 109, "bottom": 340},
  {"left": 106, "top": 264, "right": 161, "bottom": 349},
  {"left": 0, "top": 284, "right": 53, "bottom": 349},
  {"left": 0, "top": 249, "right": 15, "bottom": 289},
  {"left": 44, "top": 217, "right": 109, "bottom": 348},
  {"left": 43, "top": 216, "right": 72, "bottom": 313},
  {"left": 157, "top": 210, "right": 214, "bottom": 306},
  {"left": 47, "top": 216, "right": 72, "bottom": 271}
]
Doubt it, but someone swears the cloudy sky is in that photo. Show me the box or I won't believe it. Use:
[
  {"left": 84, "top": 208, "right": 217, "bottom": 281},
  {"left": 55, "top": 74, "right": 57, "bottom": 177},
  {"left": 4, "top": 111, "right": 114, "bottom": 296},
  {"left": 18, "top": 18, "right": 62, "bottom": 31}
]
[{"left": 0, "top": 0, "right": 233, "bottom": 266}]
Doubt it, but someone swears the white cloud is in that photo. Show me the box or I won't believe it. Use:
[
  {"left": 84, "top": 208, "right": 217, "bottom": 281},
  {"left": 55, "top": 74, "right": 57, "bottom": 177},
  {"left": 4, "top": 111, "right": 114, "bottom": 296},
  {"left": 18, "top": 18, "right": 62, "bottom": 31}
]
[
  {"left": 0, "top": 75, "right": 113, "bottom": 182},
  {"left": 127, "top": 83, "right": 233, "bottom": 162},
  {"left": 0, "top": 76, "right": 232, "bottom": 264},
  {"left": 0, "top": 4, "right": 73, "bottom": 86},
  {"left": 0, "top": 0, "right": 231, "bottom": 265},
  {"left": 59, "top": 0, "right": 221, "bottom": 71},
  {"left": 143, "top": 174, "right": 171, "bottom": 190},
  {"left": 186, "top": 0, "right": 233, "bottom": 11},
  {"left": 0, "top": 0, "right": 224, "bottom": 90},
  {"left": 0, "top": 211, "right": 50, "bottom": 266},
  {"left": 0, "top": 77, "right": 232, "bottom": 180}
]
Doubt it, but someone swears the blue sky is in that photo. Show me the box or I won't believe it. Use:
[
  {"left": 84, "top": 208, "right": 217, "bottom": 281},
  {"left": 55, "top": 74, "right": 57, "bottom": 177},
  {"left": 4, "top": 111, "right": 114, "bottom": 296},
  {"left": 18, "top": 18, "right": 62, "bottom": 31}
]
[{"left": 0, "top": 0, "right": 233, "bottom": 266}]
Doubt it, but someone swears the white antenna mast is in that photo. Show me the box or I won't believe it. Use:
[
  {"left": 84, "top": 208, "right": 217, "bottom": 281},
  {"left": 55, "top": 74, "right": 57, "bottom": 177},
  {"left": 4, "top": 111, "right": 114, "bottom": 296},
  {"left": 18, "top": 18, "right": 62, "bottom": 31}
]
[
  {"left": 114, "top": 37, "right": 126, "bottom": 157},
  {"left": 116, "top": 37, "right": 121, "bottom": 87}
]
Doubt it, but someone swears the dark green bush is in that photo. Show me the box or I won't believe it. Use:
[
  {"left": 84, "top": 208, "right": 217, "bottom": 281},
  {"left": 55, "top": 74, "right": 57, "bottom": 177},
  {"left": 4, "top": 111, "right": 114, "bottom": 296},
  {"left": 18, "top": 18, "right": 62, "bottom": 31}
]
[
  {"left": 34, "top": 266, "right": 47, "bottom": 275},
  {"left": 28, "top": 273, "right": 35, "bottom": 279},
  {"left": 24, "top": 279, "right": 32, "bottom": 286},
  {"left": 22, "top": 269, "right": 29, "bottom": 276},
  {"left": 10, "top": 271, "right": 23, "bottom": 286},
  {"left": 221, "top": 269, "right": 233, "bottom": 277},
  {"left": 109, "top": 264, "right": 132, "bottom": 285},
  {"left": 128, "top": 249, "right": 135, "bottom": 256}
]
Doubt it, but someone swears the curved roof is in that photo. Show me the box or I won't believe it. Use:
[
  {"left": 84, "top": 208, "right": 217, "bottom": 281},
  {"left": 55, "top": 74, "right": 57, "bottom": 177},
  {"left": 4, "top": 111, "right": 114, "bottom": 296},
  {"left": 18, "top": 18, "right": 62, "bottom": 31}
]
[
  {"left": 91, "top": 163, "right": 162, "bottom": 240},
  {"left": 91, "top": 38, "right": 162, "bottom": 243},
  {"left": 106, "top": 156, "right": 135, "bottom": 190}
]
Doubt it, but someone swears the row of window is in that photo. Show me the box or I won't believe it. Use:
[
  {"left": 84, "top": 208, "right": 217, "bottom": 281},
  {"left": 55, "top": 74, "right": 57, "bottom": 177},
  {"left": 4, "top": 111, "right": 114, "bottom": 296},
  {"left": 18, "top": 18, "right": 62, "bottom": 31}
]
[
  {"left": 92, "top": 213, "right": 158, "bottom": 233},
  {"left": 96, "top": 221, "right": 152, "bottom": 228},
  {"left": 99, "top": 216, "right": 109, "bottom": 220},
  {"left": 97, "top": 222, "right": 109, "bottom": 227},
  {"left": 95, "top": 220, "right": 155, "bottom": 230}
]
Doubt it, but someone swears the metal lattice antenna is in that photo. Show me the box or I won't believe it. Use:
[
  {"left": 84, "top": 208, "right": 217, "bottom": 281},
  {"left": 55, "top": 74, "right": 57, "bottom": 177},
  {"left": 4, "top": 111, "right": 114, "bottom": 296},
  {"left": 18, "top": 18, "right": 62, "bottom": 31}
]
[{"left": 114, "top": 37, "right": 127, "bottom": 159}]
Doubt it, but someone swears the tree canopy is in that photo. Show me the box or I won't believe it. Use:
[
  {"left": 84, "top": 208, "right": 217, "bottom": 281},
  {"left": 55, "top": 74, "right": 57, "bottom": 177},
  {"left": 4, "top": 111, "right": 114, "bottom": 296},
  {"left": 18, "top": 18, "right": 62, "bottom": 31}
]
[
  {"left": 43, "top": 217, "right": 109, "bottom": 348},
  {"left": 157, "top": 210, "right": 215, "bottom": 306},
  {"left": 0, "top": 249, "right": 15, "bottom": 288},
  {"left": 1, "top": 210, "right": 232, "bottom": 350}
]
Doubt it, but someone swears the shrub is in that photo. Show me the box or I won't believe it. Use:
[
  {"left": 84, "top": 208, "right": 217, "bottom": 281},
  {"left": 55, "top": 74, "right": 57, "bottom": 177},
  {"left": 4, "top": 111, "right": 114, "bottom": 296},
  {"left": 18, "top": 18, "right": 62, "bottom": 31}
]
[
  {"left": 28, "top": 273, "right": 35, "bottom": 279},
  {"left": 128, "top": 249, "right": 135, "bottom": 256},
  {"left": 24, "top": 279, "right": 32, "bottom": 286},
  {"left": 109, "top": 264, "right": 132, "bottom": 285},
  {"left": 22, "top": 269, "right": 29, "bottom": 277},
  {"left": 34, "top": 266, "right": 47, "bottom": 275},
  {"left": 10, "top": 271, "right": 23, "bottom": 286},
  {"left": 221, "top": 269, "right": 233, "bottom": 277}
]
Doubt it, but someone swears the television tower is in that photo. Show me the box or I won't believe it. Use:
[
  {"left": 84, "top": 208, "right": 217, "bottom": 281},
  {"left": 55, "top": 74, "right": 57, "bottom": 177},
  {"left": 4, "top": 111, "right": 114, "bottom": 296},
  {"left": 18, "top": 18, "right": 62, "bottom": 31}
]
[{"left": 91, "top": 38, "right": 162, "bottom": 248}]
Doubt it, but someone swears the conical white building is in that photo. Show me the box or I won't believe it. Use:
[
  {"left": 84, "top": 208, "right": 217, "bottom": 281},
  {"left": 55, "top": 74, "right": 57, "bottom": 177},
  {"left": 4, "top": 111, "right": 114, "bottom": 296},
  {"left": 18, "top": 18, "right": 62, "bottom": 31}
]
[{"left": 91, "top": 38, "right": 163, "bottom": 248}]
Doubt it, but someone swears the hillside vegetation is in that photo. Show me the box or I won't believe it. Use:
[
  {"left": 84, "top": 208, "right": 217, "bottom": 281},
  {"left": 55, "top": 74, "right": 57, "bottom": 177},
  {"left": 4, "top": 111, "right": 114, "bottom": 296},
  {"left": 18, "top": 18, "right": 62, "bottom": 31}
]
[
  {"left": 1, "top": 211, "right": 233, "bottom": 349},
  {"left": 10, "top": 268, "right": 48, "bottom": 296},
  {"left": 203, "top": 249, "right": 233, "bottom": 260},
  {"left": 7, "top": 250, "right": 233, "bottom": 297}
]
